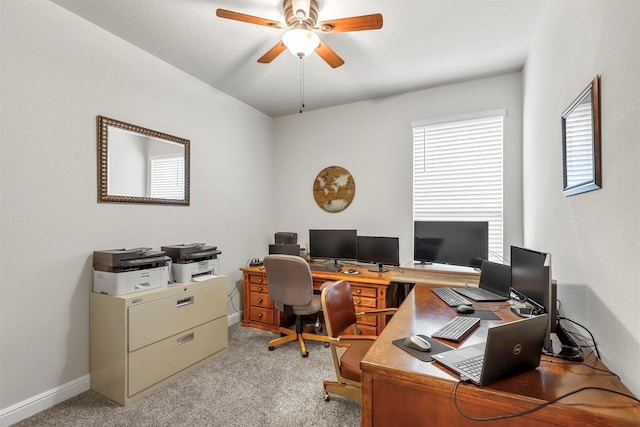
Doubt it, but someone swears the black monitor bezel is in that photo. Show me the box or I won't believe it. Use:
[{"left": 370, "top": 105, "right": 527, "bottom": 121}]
[
  {"left": 413, "top": 220, "right": 488, "bottom": 268},
  {"left": 357, "top": 236, "right": 400, "bottom": 270},
  {"left": 308, "top": 229, "right": 358, "bottom": 262}
]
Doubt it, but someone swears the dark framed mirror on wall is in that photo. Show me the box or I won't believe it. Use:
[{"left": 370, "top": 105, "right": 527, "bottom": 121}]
[
  {"left": 97, "top": 116, "right": 190, "bottom": 205},
  {"left": 561, "top": 75, "right": 601, "bottom": 197}
]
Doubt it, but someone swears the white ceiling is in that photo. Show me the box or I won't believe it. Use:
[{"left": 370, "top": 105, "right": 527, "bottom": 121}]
[{"left": 50, "top": 0, "right": 549, "bottom": 118}]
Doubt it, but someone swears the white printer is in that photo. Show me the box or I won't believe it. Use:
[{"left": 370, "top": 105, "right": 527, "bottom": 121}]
[
  {"left": 162, "top": 243, "right": 221, "bottom": 283},
  {"left": 93, "top": 248, "right": 171, "bottom": 296}
]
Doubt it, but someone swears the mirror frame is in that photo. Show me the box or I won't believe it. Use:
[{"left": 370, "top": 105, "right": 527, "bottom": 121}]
[
  {"left": 561, "top": 75, "right": 601, "bottom": 197},
  {"left": 97, "top": 116, "right": 190, "bottom": 205}
]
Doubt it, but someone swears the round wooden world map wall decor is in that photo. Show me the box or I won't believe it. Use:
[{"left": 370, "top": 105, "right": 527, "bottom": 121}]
[{"left": 313, "top": 166, "right": 355, "bottom": 213}]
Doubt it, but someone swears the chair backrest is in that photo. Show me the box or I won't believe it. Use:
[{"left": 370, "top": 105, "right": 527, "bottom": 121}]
[
  {"left": 264, "top": 255, "right": 314, "bottom": 307},
  {"left": 322, "top": 280, "right": 357, "bottom": 338}
]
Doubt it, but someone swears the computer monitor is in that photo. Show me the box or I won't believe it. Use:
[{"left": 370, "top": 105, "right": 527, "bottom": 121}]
[
  {"left": 308, "top": 229, "right": 357, "bottom": 266},
  {"left": 510, "top": 246, "right": 581, "bottom": 361},
  {"left": 413, "top": 221, "right": 488, "bottom": 268},
  {"left": 357, "top": 236, "right": 400, "bottom": 273}
]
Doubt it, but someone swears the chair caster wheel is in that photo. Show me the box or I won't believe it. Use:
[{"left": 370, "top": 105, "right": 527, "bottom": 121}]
[
  {"left": 268, "top": 346, "right": 275, "bottom": 351},
  {"left": 303, "top": 352, "right": 309, "bottom": 358},
  {"left": 324, "top": 392, "right": 330, "bottom": 402},
  {"left": 324, "top": 342, "right": 330, "bottom": 348}
]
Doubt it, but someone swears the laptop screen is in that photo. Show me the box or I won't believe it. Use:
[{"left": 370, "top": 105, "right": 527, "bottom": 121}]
[{"left": 479, "top": 260, "right": 511, "bottom": 297}]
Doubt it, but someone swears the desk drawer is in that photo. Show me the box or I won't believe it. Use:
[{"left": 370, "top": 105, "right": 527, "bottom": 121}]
[
  {"left": 128, "top": 317, "right": 227, "bottom": 396},
  {"left": 353, "top": 295, "right": 377, "bottom": 309},
  {"left": 250, "top": 282, "right": 269, "bottom": 294},
  {"left": 250, "top": 306, "right": 274, "bottom": 324},
  {"left": 351, "top": 286, "right": 376, "bottom": 298},
  {"left": 248, "top": 273, "right": 267, "bottom": 286},
  {"left": 250, "top": 291, "right": 273, "bottom": 308},
  {"left": 128, "top": 285, "right": 226, "bottom": 351}
]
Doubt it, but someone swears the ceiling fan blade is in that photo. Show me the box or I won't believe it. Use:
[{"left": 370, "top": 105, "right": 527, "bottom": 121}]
[
  {"left": 216, "top": 9, "right": 284, "bottom": 29},
  {"left": 257, "top": 41, "right": 287, "bottom": 64},
  {"left": 318, "top": 13, "right": 383, "bottom": 33},
  {"left": 314, "top": 40, "right": 345, "bottom": 68}
]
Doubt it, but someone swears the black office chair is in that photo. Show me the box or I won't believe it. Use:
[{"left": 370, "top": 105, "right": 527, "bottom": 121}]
[{"left": 263, "top": 254, "right": 330, "bottom": 357}]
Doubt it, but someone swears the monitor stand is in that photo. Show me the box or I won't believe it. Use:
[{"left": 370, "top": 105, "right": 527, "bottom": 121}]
[
  {"left": 413, "top": 260, "right": 432, "bottom": 266},
  {"left": 545, "top": 324, "right": 584, "bottom": 362},
  {"left": 368, "top": 263, "right": 389, "bottom": 273}
]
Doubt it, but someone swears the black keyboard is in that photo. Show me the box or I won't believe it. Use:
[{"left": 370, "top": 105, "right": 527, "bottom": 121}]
[
  {"left": 431, "top": 287, "right": 473, "bottom": 307},
  {"left": 310, "top": 264, "right": 342, "bottom": 272},
  {"left": 431, "top": 316, "right": 481, "bottom": 342}
]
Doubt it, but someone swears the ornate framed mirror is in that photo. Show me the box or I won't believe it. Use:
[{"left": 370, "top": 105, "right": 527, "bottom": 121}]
[
  {"left": 97, "top": 116, "right": 190, "bottom": 205},
  {"left": 561, "top": 75, "right": 601, "bottom": 197}
]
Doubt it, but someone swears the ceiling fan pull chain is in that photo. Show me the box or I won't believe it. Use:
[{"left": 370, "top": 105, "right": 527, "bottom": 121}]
[{"left": 299, "top": 57, "right": 305, "bottom": 114}]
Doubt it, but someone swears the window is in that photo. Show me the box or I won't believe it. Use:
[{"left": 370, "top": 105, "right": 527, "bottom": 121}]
[
  {"left": 412, "top": 110, "right": 505, "bottom": 261},
  {"left": 149, "top": 156, "right": 185, "bottom": 200}
]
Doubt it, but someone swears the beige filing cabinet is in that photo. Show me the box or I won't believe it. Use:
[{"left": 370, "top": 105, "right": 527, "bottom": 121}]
[{"left": 90, "top": 275, "right": 228, "bottom": 405}]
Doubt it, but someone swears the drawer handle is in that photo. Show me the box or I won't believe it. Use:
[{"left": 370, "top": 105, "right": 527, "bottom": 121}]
[
  {"left": 258, "top": 287, "right": 264, "bottom": 292},
  {"left": 356, "top": 299, "right": 361, "bottom": 304},
  {"left": 177, "top": 296, "right": 194, "bottom": 308},
  {"left": 176, "top": 332, "right": 194, "bottom": 346},
  {"left": 356, "top": 289, "right": 361, "bottom": 294},
  {"left": 259, "top": 278, "right": 264, "bottom": 283},
  {"left": 258, "top": 313, "right": 263, "bottom": 318},
  {"left": 258, "top": 298, "right": 263, "bottom": 303}
]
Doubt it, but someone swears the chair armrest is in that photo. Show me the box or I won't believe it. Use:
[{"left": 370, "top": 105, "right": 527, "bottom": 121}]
[
  {"left": 335, "top": 335, "right": 377, "bottom": 344},
  {"left": 356, "top": 308, "right": 398, "bottom": 317}
]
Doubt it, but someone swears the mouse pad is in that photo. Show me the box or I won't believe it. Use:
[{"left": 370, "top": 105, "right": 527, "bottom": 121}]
[
  {"left": 458, "top": 309, "right": 500, "bottom": 320},
  {"left": 392, "top": 335, "right": 454, "bottom": 362}
]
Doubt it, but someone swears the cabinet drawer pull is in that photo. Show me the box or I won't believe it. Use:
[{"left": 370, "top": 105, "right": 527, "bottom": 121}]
[
  {"left": 356, "top": 289, "right": 362, "bottom": 294},
  {"left": 258, "top": 313, "right": 263, "bottom": 318},
  {"left": 258, "top": 287, "right": 264, "bottom": 292},
  {"left": 356, "top": 299, "right": 361, "bottom": 304},
  {"left": 258, "top": 298, "right": 263, "bottom": 303},
  {"left": 176, "top": 332, "right": 194, "bottom": 346},
  {"left": 177, "top": 296, "right": 194, "bottom": 308}
]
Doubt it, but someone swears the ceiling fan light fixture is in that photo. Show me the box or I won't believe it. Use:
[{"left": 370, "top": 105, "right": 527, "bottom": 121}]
[{"left": 282, "top": 28, "right": 319, "bottom": 58}]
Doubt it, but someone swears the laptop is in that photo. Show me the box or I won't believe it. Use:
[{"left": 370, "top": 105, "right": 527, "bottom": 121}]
[
  {"left": 432, "top": 314, "right": 548, "bottom": 386},
  {"left": 454, "top": 259, "right": 511, "bottom": 302}
]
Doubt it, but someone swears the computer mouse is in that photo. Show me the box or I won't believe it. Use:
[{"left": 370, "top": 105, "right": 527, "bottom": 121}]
[
  {"left": 456, "top": 305, "right": 474, "bottom": 314},
  {"left": 404, "top": 335, "right": 431, "bottom": 352},
  {"left": 347, "top": 269, "right": 357, "bottom": 274}
]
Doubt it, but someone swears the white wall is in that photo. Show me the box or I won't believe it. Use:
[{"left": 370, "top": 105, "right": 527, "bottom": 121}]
[
  {"left": 523, "top": 1, "right": 640, "bottom": 396},
  {"left": 273, "top": 73, "right": 524, "bottom": 265},
  {"left": 0, "top": 0, "right": 274, "bottom": 411}
]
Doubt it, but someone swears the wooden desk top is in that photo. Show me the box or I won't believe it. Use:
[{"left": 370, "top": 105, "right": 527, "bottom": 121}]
[
  {"left": 241, "top": 261, "right": 479, "bottom": 288},
  {"left": 361, "top": 284, "right": 640, "bottom": 426}
]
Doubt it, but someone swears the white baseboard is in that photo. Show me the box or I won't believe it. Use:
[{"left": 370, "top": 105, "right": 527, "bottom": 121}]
[
  {"left": 1, "top": 314, "right": 243, "bottom": 426},
  {"left": 0, "top": 375, "right": 90, "bottom": 427},
  {"left": 227, "top": 311, "right": 242, "bottom": 326}
]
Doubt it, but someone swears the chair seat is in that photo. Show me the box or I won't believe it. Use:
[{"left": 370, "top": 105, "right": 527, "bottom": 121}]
[
  {"left": 274, "top": 294, "right": 322, "bottom": 316},
  {"left": 340, "top": 341, "right": 373, "bottom": 382}
]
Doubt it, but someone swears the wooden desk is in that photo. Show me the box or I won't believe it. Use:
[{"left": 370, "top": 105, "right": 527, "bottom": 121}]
[
  {"left": 240, "top": 264, "right": 396, "bottom": 335},
  {"left": 360, "top": 285, "right": 640, "bottom": 426},
  {"left": 240, "top": 263, "right": 480, "bottom": 336}
]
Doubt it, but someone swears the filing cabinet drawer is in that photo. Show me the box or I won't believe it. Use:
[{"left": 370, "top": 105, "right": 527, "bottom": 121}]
[
  {"left": 250, "top": 291, "right": 273, "bottom": 308},
  {"left": 128, "top": 317, "right": 227, "bottom": 396},
  {"left": 128, "top": 284, "right": 226, "bottom": 351},
  {"left": 250, "top": 306, "right": 274, "bottom": 324}
]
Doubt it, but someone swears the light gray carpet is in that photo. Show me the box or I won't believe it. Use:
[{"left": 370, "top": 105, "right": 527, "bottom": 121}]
[{"left": 12, "top": 324, "right": 360, "bottom": 427}]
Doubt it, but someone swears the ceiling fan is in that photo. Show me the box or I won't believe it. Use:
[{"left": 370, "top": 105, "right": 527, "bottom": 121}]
[{"left": 216, "top": 0, "right": 383, "bottom": 68}]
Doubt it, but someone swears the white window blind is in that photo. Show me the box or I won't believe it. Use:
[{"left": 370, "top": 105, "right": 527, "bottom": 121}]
[
  {"left": 150, "top": 156, "right": 185, "bottom": 200},
  {"left": 412, "top": 110, "right": 505, "bottom": 261},
  {"left": 563, "top": 102, "right": 594, "bottom": 188}
]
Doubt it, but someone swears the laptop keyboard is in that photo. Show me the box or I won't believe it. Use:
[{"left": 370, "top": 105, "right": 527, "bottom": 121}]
[
  {"left": 432, "top": 287, "right": 473, "bottom": 307},
  {"left": 454, "top": 355, "right": 484, "bottom": 380},
  {"left": 431, "top": 316, "right": 481, "bottom": 342}
]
